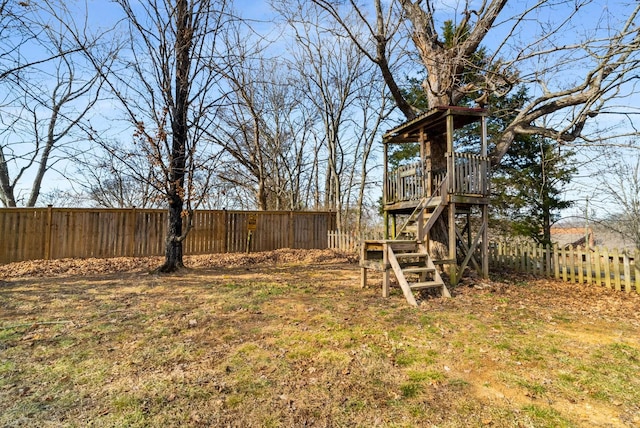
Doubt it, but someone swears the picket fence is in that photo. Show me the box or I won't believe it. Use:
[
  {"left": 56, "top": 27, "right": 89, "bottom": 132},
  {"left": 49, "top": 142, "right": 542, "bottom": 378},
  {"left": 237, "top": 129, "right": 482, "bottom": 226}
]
[
  {"left": 0, "top": 207, "right": 336, "bottom": 264},
  {"left": 327, "top": 230, "right": 386, "bottom": 252},
  {"left": 327, "top": 232, "right": 639, "bottom": 294},
  {"left": 490, "top": 241, "right": 639, "bottom": 293},
  {"left": 327, "top": 231, "right": 359, "bottom": 251}
]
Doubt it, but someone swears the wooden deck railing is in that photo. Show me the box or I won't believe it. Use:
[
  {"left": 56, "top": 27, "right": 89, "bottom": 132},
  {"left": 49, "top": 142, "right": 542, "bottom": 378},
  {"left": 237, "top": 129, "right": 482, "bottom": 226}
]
[
  {"left": 385, "top": 153, "right": 490, "bottom": 205},
  {"left": 385, "top": 161, "right": 423, "bottom": 203},
  {"left": 451, "top": 153, "right": 490, "bottom": 195}
]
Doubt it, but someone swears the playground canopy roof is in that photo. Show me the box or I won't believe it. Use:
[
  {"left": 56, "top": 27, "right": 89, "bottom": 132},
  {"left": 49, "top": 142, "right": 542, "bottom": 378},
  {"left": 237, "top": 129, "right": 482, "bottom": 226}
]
[{"left": 383, "top": 106, "right": 486, "bottom": 144}]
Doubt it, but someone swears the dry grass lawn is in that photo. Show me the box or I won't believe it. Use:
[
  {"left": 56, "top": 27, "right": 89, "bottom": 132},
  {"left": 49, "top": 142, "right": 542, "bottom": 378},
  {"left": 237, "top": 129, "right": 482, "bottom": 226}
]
[{"left": 1, "top": 249, "right": 639, "bottom": 427}]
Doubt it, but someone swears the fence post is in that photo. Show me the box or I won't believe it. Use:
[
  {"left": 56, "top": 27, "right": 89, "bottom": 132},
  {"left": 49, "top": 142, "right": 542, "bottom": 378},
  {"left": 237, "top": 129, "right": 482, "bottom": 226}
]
[
  {"left": 44, "top": 204, "right": 53, "bottom": 260},
  {"left": 553, "top": 244, "right": 559, "bottom": 279},
  {"left": 223, "top": 209, "right": 228, "bottom": 253},
  {"left": 545, "top": 244, "right": 551, "bottom": 277},
  {"left": 128, "top": 206, "right": 137, "bottom": 257},
  {"left": 289, "top": 211, "right": 294, "bottom": 249},
  {"left": 612, "top": 248, "right": 622, "bottom": 291},
  {"left": 512, "top": 242, "right": 518, "bottom": 270},
  {"left": 560, "top": 245, "right": 565, "bottom": 281},
  {"left": 603, "top": 247, "right": 611, "bottom": 289},
  {"left": 593, "top": 247, "right": 602, "bottom": 286},
  {"left": 634, "top": 249, "right": 640, "bottom": 294},
  {"left": 623, "top": 252, "right": 631, "bottom": 293},
  {"left": 577, "top": 246, "right": 584, "bottom": 284},
  {"left": 585, "top": 246, "right": 592, "bottom": 285}
]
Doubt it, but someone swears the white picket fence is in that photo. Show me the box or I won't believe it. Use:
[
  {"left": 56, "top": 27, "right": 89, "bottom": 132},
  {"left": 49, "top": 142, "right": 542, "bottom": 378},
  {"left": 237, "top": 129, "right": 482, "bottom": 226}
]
[
  {"left": 327, "top": 230, "right": 386, "bottom": 252},
  {"left": 490, "top": 241, "right": 639, "bottom": 293},
  {"left": 327, "top": 231, "right": 359, "bottom": 251}
]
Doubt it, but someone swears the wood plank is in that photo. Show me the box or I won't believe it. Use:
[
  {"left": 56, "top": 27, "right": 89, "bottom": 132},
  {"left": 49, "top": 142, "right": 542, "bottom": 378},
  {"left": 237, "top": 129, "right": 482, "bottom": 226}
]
[
  {"left": 409, "top": 281, "right": 442, "bottom": 290},
  {"left": 585, "top": 248, "right": 592, "bottom": 285},
  {"left": 403, "top": 267, "right": 436, "bottom": 275},
  {"left": 544, "top": 244, "right": 550, "bottom": 277},
  {"left": 593, "top": 247, "right": 602, "bottom": 286},
  {"left": 394, "top": 252, "right": 428, "bottom": 259},
  {"left": 623, "top": 253, "right": 631, "bottom": 293},
  {"left": 561, "top": 246, "right": 568, "bottom": 282},
  {"left": 612, "top": 248, "right": 622, "bottom": 291},
  {"left": 568, "top": 246, "right": 576, "bottom": 283},
  {"left": 382, "top": 243, "right": 390, "bottom": 298},
  {"left": 553, "top": 244, "right": 560, "bottom": 279},
  {"left": 577, "top": 247, "right": 584, "bottom": 284},
  {"left": 634, "top": 250, "right": 640, "bottom": 294},
  {"left": 603, "top": 248, "right": 612, "bottom": 289}
]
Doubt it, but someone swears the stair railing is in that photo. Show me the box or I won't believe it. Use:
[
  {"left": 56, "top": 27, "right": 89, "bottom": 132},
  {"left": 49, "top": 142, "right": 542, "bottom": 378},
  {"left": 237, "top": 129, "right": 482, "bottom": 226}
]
[{"left": 395, "top": 173, "right": 448, "bottom": 239}]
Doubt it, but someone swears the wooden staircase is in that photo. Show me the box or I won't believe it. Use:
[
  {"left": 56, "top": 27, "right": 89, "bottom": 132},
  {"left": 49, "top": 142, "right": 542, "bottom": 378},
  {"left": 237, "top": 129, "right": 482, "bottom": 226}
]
[
  {"left": 361, "top": 175, "right": 451, "bottom": 306},
  {"left": 393, "top": 178, "right": 449, "bottom": 305},
  {"left": 360, "top": 240, "right": 451, "bottom": 307},
  {"left": 387, "top": 241, "right": 450, "bottom": 306}
]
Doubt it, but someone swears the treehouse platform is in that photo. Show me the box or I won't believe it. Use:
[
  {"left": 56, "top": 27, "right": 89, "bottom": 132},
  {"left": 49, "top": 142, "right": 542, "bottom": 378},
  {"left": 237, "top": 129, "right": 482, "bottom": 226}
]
[{"left": 362, "top": 106, "right": 490, "bottom": 306}]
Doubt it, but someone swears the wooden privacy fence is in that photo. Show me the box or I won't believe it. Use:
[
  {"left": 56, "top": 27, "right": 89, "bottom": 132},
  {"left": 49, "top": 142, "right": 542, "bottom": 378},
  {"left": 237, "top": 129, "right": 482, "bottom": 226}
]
[
  {"left": 0, "top": 207, "right": 336, "bottom": 264},
  {"left": 490, "top": 241, "right": 639, "bottom": 293}
]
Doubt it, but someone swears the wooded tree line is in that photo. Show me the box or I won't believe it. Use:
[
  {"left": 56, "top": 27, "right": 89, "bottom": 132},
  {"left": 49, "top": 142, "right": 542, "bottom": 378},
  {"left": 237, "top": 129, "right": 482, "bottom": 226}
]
[{"left": 1, "top": 0, "right": 639, "bottom": 270}]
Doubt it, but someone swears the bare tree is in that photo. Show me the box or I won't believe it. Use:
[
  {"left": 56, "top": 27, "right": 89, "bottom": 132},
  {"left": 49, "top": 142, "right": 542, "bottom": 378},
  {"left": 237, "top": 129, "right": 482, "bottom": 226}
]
[
  {"left": 70, "top": 148, "right": 164, "bottom": 208},
  {"left": 599, "top": 150, "right": 640, "bottom": 248},
  {"left": 311, "top": 0, "right": 640, "bottom": 163},
  {"left": 0, "top": 1, "right": 86, "bottom": 82},
  {"left": 211, "top": 18, "right": 317, "bottom": 211},
  {"left": 213, "top": 29, "right": 278, "bottom": 210},
  {"left": 283, "top": 2, "right": 387, "bottom": 231},
  {"left": 0, "top": 1, "right": 110, "bottom": 207},
  {"left": 347, "top": 70, "right": 393, "bottom": 234},
  {"left": 266, "top": 82, "right": 317, "bottom": 211},
  {"left": 86, "top": 0, "right": 229, "bottom": 272}
]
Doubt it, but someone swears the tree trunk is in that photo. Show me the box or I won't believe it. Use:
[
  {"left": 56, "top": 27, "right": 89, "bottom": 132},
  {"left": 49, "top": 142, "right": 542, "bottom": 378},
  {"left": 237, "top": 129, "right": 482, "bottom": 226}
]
[
  {"left": 0, "top": 149, "right": 16, "bottom": 207},
  {"left": 156, "top": 0, "right": 190, "bottom": 272},
  {"left": 27, "top": 129, "right": 56, "bottom": 207},
  {"left": 157, "top": 197, "right": 186, "bottom": 272},
  {"left": 257, "top": 179, "right": 268, "bottom": 210}
]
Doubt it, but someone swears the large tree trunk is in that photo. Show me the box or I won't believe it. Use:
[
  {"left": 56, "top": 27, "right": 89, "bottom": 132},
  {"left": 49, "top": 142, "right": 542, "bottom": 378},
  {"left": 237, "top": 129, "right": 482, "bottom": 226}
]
[
  {"left": 156, "top": 0, "right": 190, "bottom": 272},
  {"left": 158, "top": 196, "right": 186, "bottom": 272}
]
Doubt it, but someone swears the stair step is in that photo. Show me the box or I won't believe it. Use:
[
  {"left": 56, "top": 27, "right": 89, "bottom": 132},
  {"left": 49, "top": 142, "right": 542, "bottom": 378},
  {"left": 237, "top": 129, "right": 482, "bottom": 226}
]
[
  {"left": 394, "top": 252, "right": 428, "bottom": 259},
  {"left": 409, "top": 281, "right": 444, "bottom": 290},
  {"left": 403, "top": 267, "right": 436, "bottom": 275}
]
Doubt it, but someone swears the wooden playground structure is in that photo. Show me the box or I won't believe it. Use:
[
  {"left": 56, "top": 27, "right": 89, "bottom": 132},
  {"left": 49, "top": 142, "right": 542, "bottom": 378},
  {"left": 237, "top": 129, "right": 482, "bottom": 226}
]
[{"left": 361, "top": 106, "right": 490, "bottom": 306}]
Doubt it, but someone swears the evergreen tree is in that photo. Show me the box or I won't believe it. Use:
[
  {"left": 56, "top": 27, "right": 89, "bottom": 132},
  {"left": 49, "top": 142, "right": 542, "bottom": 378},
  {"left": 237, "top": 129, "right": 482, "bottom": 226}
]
[{"left": 492, "top": 135, "right": 575, "bottom": 246}]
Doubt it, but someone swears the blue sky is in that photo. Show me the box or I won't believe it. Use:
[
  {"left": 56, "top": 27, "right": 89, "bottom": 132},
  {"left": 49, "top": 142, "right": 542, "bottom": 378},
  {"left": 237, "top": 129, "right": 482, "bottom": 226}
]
[{"left": 3, "top": 0, "right": 639, "bottom": 221}]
